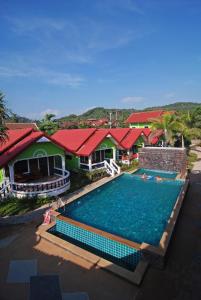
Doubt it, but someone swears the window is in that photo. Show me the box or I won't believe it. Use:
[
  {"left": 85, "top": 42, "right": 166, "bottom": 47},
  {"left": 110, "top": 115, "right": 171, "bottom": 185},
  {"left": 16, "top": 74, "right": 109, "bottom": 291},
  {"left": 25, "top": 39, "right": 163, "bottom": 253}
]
[
  {"left": 54, "top": 155, "right": 62, "bottom": 169},
  {"left": 14, "top": 160, "right": 29, "bottom": 174},
  {"left": 80, "top": 156, "right": 89, "bottom": 164}
]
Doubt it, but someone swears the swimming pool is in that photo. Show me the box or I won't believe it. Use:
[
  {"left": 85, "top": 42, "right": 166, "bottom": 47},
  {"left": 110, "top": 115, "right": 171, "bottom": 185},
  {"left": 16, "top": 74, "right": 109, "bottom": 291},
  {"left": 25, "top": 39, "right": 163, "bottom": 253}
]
[
  {"left": 50, "top": 173, "right": 184, "bottom": 270},
  {"left": 133, "top": 168, "right": 178, "bottom": 179}
]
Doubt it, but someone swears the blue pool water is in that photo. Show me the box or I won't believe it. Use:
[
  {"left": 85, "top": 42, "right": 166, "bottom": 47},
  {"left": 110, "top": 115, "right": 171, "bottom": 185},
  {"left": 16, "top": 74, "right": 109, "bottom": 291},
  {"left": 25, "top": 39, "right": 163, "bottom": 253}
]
[
  {"left": 59, "top": 173, "right": 183, "bottom": 246},
  {"left": 133, "top": 168, "right": 177, "bottom": 179}
]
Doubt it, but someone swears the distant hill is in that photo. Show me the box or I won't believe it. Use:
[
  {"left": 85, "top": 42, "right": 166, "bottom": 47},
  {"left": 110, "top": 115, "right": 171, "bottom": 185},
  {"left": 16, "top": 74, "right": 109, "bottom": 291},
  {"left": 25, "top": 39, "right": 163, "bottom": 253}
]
[
  {"left": 58, "top": 102, "right": 201, "bottom": 123},
  {"left": 144, "top": 102, "right": 201, "bottom": 112},
  {"left": 8, "top": 101, "right": 201, "bottom": 124},
  {"left": 58, "top": 107, "right": 136, "bottom": 123}
]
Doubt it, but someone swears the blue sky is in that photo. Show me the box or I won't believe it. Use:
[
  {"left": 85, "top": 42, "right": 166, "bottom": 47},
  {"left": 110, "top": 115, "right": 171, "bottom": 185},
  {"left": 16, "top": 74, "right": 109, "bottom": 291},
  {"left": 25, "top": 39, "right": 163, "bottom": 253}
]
[{"left": 0, "top": 0, "right": 201, "bottom": 119}]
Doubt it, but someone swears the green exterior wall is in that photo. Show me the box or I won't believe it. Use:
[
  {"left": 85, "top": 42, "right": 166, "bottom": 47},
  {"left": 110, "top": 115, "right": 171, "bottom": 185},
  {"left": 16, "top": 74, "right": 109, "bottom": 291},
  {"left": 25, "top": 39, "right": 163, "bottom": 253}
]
[
  {"left": 96, "top": 137, "right": 116, "bottom": 151},
  {"left": 0, "top": 168, "right": 4, "bottom": 182},
  {"left": 13, "top": 142, "right": 65, "bottom": 162},
  {"left": 129, "top": 122, "right": 150, "bottom": 128},
  {"left": 66, "top": 154, "right": 79, "bottom": 170}
]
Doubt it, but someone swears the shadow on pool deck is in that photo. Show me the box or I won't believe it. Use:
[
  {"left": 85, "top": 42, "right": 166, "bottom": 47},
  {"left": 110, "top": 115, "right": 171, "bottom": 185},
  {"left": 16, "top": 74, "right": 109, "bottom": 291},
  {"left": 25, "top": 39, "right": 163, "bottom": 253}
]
[
  {"left": 0, "top": 219, "right": 139, "bottom": 300},
  {"left": 1, "top": 171, "right": 201, "bottom": 300},
  {"left": 136, "top": 171, "right": 201, "bottom": 300}
]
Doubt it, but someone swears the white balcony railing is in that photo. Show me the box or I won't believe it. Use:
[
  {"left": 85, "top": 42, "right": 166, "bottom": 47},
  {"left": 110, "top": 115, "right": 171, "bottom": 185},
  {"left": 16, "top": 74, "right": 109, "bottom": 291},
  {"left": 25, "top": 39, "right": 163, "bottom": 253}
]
[
  {"left": 0, "top": 178, "right": 11, "bottom": 200},
  {"left": 4, "top": 169, "right": 70, "bottom": 198}
]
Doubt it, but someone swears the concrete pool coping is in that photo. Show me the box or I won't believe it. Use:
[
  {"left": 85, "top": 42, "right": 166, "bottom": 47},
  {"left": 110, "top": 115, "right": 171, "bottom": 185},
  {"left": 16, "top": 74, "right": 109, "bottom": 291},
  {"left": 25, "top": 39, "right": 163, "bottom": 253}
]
[
  {"left": 37, "top": 171, "right": 189, "bottom": 283},
  {"left": 140, "top": 179, "right": 189, "bottom": 267},
  {"left": 37, "top": 222, "right": 148, "bottom": 285}
]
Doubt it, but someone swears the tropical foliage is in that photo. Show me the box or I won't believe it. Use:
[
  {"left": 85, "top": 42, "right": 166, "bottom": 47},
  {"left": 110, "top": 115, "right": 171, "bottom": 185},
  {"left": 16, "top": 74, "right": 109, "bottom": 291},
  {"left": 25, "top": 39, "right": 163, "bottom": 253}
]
[
  {"left": 39, "top": 113, "right": 59, "bottom": 135},
  {"left": 150, "top": 113, "right": 177, "bottom": 146},
  {"left": 0, "top": 92, "right": 9, "bottom": 144},
  {"left": 151, "top": 110, "right": 201, "bottom": 147}
]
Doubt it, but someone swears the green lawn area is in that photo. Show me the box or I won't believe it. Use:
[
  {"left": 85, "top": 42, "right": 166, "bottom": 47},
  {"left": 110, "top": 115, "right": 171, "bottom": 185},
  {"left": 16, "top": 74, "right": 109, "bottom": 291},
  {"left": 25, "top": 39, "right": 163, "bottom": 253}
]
[{"left": 0, "top": 196, "right": 53, "bottom": 217}]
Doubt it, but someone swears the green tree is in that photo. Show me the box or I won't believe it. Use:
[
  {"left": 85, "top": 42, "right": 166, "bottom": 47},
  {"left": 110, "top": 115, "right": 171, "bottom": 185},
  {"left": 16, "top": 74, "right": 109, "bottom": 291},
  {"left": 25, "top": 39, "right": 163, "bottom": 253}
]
[
  {"left": 0, "top": 92, "right": 9, "bottom": 144},
  {"left": 191, "top": 107, "right": 201, "bottom": 129},
  {"left": 174, "top": 112, "right": 201, "bottom": 147},
  {"left": 150, "top": 113, "right": 178, "bottom": 146},
  {"left": 39, "top": 114, "right": 59, "bottom": 135}
]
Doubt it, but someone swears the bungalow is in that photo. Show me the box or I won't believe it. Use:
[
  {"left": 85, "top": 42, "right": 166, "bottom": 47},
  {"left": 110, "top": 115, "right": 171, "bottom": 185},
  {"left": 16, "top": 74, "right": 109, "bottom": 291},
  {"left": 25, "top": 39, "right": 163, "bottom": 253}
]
[
  {"left": 126, "top": 110, "right": 166, "bottom": 128},
  {"left": 0, "top": 127, "right": 164, "bottom": 198},
  {"left": 0, "top": 128, "right": 70, "bottom": 198},
  {"left": 52, "top": 128, "right": 163, "bottom": 169},
  {"left": 52, "top": 129, "right": 120, "bottom": 176},
  {"left": 110, "top": 128, "right": 153, "bottom": 164}
]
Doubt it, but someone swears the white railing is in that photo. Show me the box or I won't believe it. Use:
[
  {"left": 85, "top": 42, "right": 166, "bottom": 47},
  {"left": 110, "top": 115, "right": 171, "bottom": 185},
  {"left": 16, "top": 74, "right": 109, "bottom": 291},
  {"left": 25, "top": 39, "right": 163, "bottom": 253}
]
[
  {"left": 110, "top": 159, "right": 121, "bottom": 174},
  {"left": 11, "top": 169, "right": 70, "bottom": 197},
  {"left": 80, "top": 161, "right": 105, "bottom": 171},
  {"left": 104, "top": 160, "right": 115, "bottom": 177},
  {"left": 0, "top": 178, "right": 11, "bottom": 200}
]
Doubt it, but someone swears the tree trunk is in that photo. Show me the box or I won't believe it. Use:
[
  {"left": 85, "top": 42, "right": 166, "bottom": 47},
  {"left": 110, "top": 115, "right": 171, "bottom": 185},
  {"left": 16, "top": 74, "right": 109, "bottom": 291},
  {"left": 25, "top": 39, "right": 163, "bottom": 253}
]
[{"left": 181, "top": 135, "right": 185, "bottom": 148}]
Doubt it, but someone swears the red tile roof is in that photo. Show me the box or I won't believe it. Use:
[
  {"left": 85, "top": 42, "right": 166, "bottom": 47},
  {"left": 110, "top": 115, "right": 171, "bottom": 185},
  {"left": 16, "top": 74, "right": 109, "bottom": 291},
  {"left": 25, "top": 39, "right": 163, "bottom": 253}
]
[
  {"left": 76, "top": 129, "right": 109, "bottom": 156},
  {"left": 51, "top": 129, "right": 96, "bottom": 153},
  {"left": 120, "top": 128, "right": 144, "bottom": 149},
  {"left": 0, "top": 128, "right": 33, "bottom": 154},
  {"left": 109, "top": 128, "right": 130, "bottom": 143},
  {"left": 142, "top": 128, "right": 151, "bottom": 137},
  {"left": 148, "top": 129, "right": 164, "bottom": 145},
  {"left": 126, "top": 110, "right": 164, "bottom": 123},
  {"left": 5, "top": 123, "right": 38, "bottom": 130},
  {"left": 0, "top": 131, "right": 44, "bottom": 167}
]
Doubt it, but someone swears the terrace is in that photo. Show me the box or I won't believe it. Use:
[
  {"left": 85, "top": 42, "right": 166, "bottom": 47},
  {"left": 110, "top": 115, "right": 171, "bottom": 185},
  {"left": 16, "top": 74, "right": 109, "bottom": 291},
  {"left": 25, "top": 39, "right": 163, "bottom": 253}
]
[{"left": 10, "top": 155, "right": 70, "bottom": 198}]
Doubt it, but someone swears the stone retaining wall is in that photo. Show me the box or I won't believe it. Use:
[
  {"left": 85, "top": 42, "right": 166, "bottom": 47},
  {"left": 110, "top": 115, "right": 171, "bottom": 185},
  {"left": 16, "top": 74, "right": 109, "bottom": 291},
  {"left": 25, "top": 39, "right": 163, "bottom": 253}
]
[{"left": 139, "top": 147, "right": 187, "bottom": 175}]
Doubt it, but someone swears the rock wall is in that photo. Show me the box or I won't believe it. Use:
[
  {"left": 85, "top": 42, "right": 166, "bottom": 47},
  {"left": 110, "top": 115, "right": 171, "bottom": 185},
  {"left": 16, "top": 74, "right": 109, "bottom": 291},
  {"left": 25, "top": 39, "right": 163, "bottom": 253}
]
[{"left": 139, "top": 147, "right": 187, "bottom": 175}]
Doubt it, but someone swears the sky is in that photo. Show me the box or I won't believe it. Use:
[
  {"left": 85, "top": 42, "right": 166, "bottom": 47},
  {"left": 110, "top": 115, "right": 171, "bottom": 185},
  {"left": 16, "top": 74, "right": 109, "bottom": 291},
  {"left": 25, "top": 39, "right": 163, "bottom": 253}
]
[{"left": 0, "top": 0, "right": 201, "bottom": 119}]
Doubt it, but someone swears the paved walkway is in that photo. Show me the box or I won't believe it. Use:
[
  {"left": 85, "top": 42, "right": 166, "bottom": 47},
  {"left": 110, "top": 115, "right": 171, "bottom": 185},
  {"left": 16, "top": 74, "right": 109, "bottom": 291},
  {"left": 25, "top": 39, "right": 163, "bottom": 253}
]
[{"left": 191, "top": 146, "right": 201, "bottom": 172}]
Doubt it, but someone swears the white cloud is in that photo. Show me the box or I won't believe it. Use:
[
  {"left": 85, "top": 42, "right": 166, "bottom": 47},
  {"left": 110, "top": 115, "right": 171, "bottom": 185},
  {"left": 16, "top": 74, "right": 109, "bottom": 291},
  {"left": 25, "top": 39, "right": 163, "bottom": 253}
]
[
  {"left": 0, "top": 66, "right": 84, "bottom": 87},
  {"left": 121, "top": 96, "right": 144, "bottom": 104}
]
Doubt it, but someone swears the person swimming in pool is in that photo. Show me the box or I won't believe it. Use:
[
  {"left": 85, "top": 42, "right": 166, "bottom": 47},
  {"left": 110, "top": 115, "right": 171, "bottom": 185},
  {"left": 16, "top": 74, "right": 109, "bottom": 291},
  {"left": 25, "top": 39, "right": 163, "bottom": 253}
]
[
  {"left": 156, "top": 176, "right": 163, "bottom": 182},
  {"left": 141, "top": 173, "right": 147, "bottom": 179}
]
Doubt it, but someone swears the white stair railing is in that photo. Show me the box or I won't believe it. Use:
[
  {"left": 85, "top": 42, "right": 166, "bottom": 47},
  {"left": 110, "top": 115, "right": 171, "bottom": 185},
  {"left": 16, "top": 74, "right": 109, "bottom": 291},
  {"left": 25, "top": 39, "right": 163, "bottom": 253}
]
[
  {"left": 104, "top": 160, "right": 115, "bottom": 177},
  {"left": 110, "top": 159, "right": 121, "bottom": 174}
]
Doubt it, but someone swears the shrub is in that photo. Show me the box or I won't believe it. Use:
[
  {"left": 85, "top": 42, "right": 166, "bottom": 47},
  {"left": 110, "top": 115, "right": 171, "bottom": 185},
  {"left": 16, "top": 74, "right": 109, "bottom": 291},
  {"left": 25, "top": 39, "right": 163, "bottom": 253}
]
[{"left": 118, "top": 160, "right": 139, "bottom": 172}]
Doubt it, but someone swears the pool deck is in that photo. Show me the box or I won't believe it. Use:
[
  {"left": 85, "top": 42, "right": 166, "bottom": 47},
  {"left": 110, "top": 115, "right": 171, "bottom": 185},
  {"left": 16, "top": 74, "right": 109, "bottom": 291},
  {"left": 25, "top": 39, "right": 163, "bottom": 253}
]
[{"left": 1, "top": 153, "right": 201, "bottom": 299}]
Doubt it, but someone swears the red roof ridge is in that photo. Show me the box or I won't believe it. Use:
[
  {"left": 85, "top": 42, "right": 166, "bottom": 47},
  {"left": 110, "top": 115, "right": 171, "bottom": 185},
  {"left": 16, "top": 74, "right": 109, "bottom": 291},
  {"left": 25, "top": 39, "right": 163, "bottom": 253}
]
[
  {"left": 0, "top": 128, "right": 34, "bottom": 154},
  {"left": 76, "top": 129, "right": 109, "bottom": 156},
  {"left": 126, "top": 110, "right": 166, "bottom": 123}
]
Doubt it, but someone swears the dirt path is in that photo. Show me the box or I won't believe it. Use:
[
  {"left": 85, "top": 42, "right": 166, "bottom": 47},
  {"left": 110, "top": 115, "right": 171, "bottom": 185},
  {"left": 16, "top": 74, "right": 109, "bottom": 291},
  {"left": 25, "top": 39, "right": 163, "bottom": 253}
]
[{"left": 190, "top": 146, "right": 201, "bottom": 172}]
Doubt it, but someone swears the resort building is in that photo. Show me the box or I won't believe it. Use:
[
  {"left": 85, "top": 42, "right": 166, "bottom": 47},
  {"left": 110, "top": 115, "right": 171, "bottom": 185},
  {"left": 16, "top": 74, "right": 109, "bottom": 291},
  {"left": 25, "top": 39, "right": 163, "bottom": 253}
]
[
  {"left": 52, "top": 129, "right": 120, "bottom": 175},
  {"left": 0, "top": 128, "right": 70, "bottom": 198},
  {"left": 0, "top": 127, "right": 163, "bottom": 198},
  {"left": 126, "top": 110, "right": 167, "bottom": 128}
]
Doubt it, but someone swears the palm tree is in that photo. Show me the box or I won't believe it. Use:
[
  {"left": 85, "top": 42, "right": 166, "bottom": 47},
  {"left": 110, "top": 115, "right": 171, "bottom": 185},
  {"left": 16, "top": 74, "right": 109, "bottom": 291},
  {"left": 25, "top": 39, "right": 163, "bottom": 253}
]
[
  {"left": 39, "top": 113, "right": 59, "bottom": 135},
  {"left": 150, "top": 113, "right": 178, "bottom": 146},
  {"left": 174, "top": 112, "right": 201, "bottom": 147},
  {"left": 0, "top": 92, "right": 8, "bottom": 144}
]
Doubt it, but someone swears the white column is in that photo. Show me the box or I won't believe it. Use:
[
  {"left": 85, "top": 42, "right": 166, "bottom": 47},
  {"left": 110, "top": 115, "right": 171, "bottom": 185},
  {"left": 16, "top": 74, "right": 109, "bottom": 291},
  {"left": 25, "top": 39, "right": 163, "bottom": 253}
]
[
  {"left": 47, "top": 157, "right": 50, "bottom": 176},
  {"left": 8, "top": 164, "right": 14, "bottom": 183},
  {"left": 62, "top": 156, "right": 66, "bottom": 175},
  {"left": 112, "top": 147, "right": 116, "bottom": 161},
  {"left": 27, "top": 160, "right": 30, "bottom": 173},
  {"left": 88, "top": 155, "right": 92, "bottom": 171},
  {"left": 37, "top": 158, "right": 40, "bottom": 170}
]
